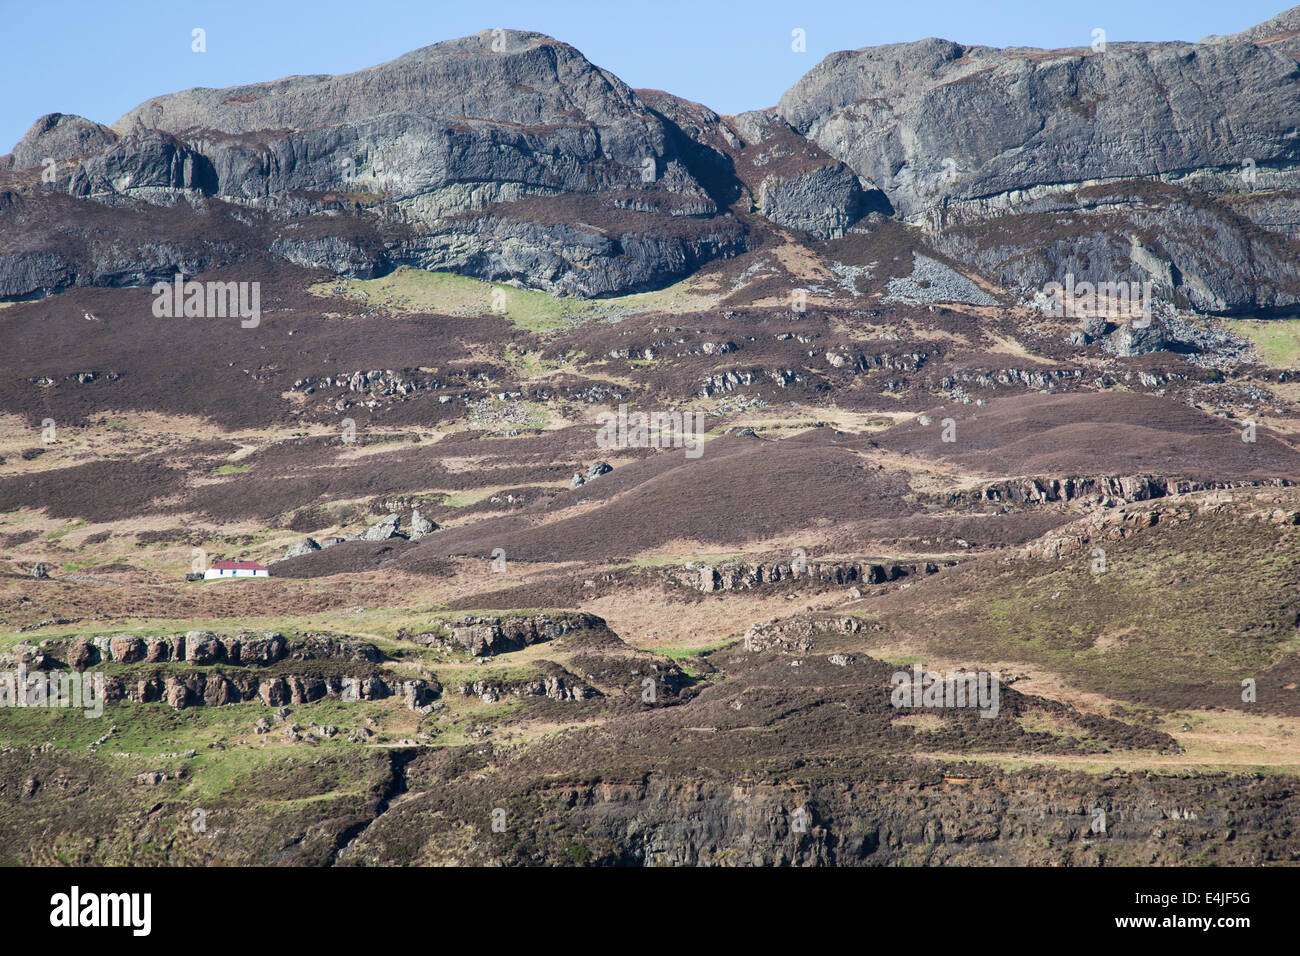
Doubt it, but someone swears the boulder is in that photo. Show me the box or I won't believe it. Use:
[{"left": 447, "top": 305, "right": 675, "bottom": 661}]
[
  {"left": 1081, "top": 315, "right": 1109, "bottom": 340},
  {"left": 283, "top": 537, "right": 321, "bottom": 559},
  {"left": 757, "top": 161, "right": 870, "bottom": 240},
  {"left": 408, "top": 509, "right": 437, "bottom": 540},
  {"left": 66, "top": 639, "right": 99, "bottom": 672},
  {"left": 229, "top": 632, "right": 286, "bottom": 665},
  {"left": 360, "top": 513, "right": 402, "bottom": 541},
  {"left": 109, "top": 636, "right": 146, "bottom": 664},
  {"left": 1109, "top": 321, "right": 1170, "bottom": 357},
  {"left": 164, "top": 678, "right": 190, "bottom": 710},
  {"left": 184, "top": 631, "right": 222, "bottom": 665}
]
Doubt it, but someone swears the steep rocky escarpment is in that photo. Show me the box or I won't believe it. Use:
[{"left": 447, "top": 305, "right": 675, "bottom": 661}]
[
  {"left": 2, "top": 30, "right": 751, "bottom": 298},
  {"left": 373, "top": 766, "right": 1296, "bottom": 866},
  {"left": 639, "top": 90, "right": 888, "bottom": 239},
  {"left": 8, "top": 13, "right": 1300, "bottom": 310},
  {"left": 777, "top": 31, "right": 1300, "bottom": 219},
  {"left": 330, "top": 648, "right": 1297, "bottom": 867},
  {"left": 776, "top": 14, "right": 1300, "bottom": 312}
]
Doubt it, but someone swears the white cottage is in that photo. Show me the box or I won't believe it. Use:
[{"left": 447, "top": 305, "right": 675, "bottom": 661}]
[{"left": 204, "top": 560, "right": 270, "bottom": 580}]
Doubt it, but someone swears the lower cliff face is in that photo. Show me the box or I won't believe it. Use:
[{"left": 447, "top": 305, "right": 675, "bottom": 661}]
[
  {"left": 332, "top": 757, "right": 1297, "bottom": 867},
  {"left": 2, "top": 739, "right": 1292, "bottom": 866}
]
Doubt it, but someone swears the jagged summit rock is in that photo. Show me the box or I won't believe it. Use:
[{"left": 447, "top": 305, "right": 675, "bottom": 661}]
[
  {"left": 7, "top": 113, "right": 118, "bottom": 170},
  {"left": 4, "top": 29, "right": 748, "bottom": 299}
]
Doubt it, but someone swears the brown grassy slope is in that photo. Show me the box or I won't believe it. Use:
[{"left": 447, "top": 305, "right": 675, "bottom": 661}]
[{"left": 869, "top": 391, "right": 1300, "bottom": 480}]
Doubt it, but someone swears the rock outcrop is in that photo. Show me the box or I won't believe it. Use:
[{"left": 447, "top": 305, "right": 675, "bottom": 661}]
[
  {"left": 283, "top": 538, "right": 322, "bottom": 560},
  {"left": 7, "top": 114, "right": 118, "bottom": 170},
  {"left": 412, "top": 612, "right": 605, "bottom": 657},
  {"left": 8, "top": 15, "right": 1300, "bottom": 310},
  {"left": 3, "top": 31, "right": 751, "bottom": 299},
  {"left": 726, "top": 109, "right": 882, "bottom": 238},
  {"left": 460, "top": 664, "right": 599, "bottom": 703},
  {"left": 104, "top": 671, "right": 439, "bottom": 712},
  {"left": 408, "top": 509, "right": 437, "bottom": 540},
  {"left": 922, "top": 474, "right": 1293, "bottom": 509},
  {"left": 678, "top": 559, "right": 950, "bottom": 593},
  {"left": 638, "top": 90, "right": 888, "bottom": 239},
  {"left": 359, "top": 513, "right": 402, "bottom": 542},
  {"left": 778, "top": 33, "right": 1300, "bottom": 220},
  {"left": 775, "top": 17, "right": 1300, "bottom": 313},
  {"left": 41, "top": 630, "right": 386, "bottom": 670}
]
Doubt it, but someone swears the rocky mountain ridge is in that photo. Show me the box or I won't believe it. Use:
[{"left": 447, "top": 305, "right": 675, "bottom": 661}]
[{"left": 6, "top": 11, "right": 1300, "bottom": 312}]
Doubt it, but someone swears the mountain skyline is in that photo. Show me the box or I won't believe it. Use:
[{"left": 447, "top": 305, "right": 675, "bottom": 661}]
[
  {"left": 8, "top": 8, "right": 1299, "bottom": 312},
  {"left": 3, "top": 0, "right": 1291, "bottom": 154}
]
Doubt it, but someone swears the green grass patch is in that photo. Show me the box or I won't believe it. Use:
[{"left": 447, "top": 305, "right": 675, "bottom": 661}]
[
  {"left": 660, "top": 638, "right": 740, "bottom": 660},
  {"left": 1222, "top": 318, "right": 1300, "bottom": 369},
  {"left": 310, "top": 267, "right": 596, "bottom": 333},
  {"left": 310, "top": 267, "right": 719, "bottom": 334},
  {"left": 47, "top": 519, "right": 86, "bottom": 542}
]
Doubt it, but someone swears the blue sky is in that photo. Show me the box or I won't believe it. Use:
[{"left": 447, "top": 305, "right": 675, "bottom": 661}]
[{"left": 1, "top": 0, "right": 1290, "bottom": 151}]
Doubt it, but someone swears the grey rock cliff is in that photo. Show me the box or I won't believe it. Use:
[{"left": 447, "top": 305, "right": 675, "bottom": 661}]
[
  {"left": 778, "top": 34, "right": 1300, "bottom": 220},
  {"left": 7, "top": 14, "right": 1300, "bottom": 311},
  {"left": 775, "top": 12, "right": 1300, "bottom": 312},
  {"left": 4, "top": 30, "right": 748, "bottom": 298}
]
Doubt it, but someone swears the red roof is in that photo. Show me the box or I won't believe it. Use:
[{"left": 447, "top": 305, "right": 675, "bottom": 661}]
[{"left": 210, "top": 560, "right": 268, "bottom": 571}]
